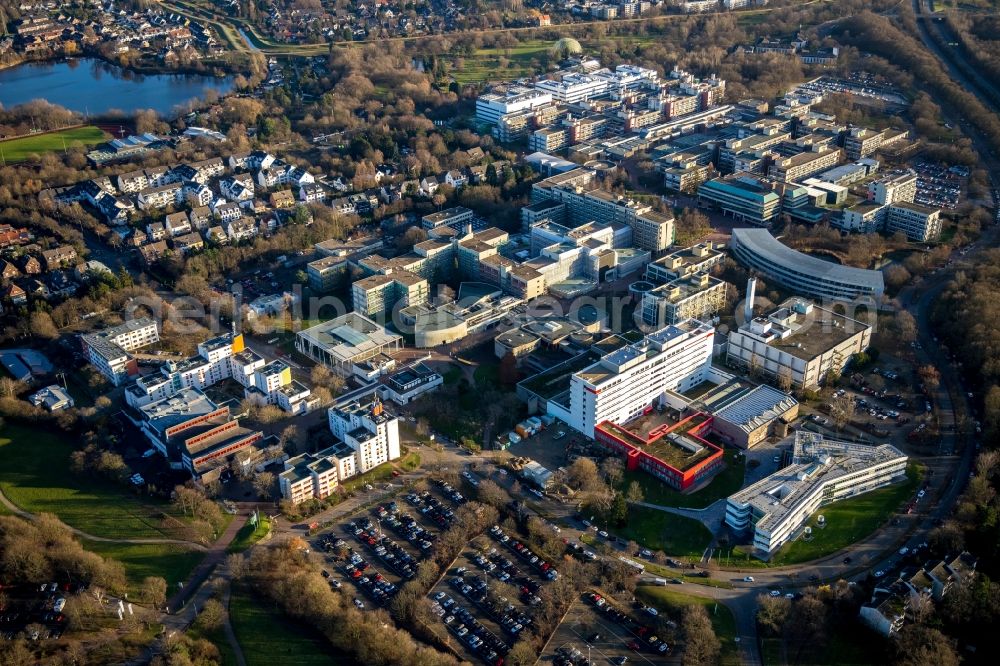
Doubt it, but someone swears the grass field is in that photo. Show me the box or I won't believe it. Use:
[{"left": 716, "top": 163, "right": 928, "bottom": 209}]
[
  {"left": 0, "top": 424, "right": 191, "bottom": 540},
  {"left": 83, "top": 540, "right": 205, "bottom": 594},
  {"left": 0, "top": 126, "right": 108, "bottom": 163},
  {"left": 611, "top": 505, "right": 712, "bottom": 558},
  {"left": 635, "top": 586, "right": 740, "bottom": 666},
  {"left": 736, "top": 462, "right": 924, "bottom": 567},
  {"left": 618, "top": 448, "right": 745, "bottom": 510},
  {"left": 227, "top": 515, "right": 271, "bottom": 554},
  {"left": 230, "top": 586, "right": 335, "bottom": 666}
]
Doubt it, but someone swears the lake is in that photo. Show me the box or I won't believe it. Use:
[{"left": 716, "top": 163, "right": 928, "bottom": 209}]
[{"left": 0, "top": 58, "right": 235, "bottom": 117}]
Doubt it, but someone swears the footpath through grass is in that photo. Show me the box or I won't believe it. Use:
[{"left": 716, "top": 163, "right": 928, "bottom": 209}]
[
  {"left": 736, "top": 462, "right": 924, "bottom": 567},
  {"left": 230, "top": 585, "right": 336, "bottom": 666},
  {"left": 635, "top": 586, "right": 740, "bottom": 666},
  {"left": 0, "top": 424, "right": 191, "bottom": 540},
  {"left": 227, "top": 514, "right": 271, "bottom": 554},
  {"left": 0, "top": 126, "right": 108, "bottom": 162}
]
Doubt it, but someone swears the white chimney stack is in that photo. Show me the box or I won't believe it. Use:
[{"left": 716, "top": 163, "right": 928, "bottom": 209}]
[{"left": 745, "top": 278, "right": 757, "bottom": 323}]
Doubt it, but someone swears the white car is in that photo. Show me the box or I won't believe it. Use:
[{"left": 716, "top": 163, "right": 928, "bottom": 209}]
[
  {"left": 645, "top": 607, "right": 659, "bottom": 616},
  {"left": 743, "top": 576, "right": 755, "bottom": 582},
  {"left": 768, "top": 590, "right": 780, "bottom": 597},
  {"left": 353, "top": 598, "right": 365, "bottom": 609},
  {"left": 874, "top": 570, "right": 885, "bottom": 578}
]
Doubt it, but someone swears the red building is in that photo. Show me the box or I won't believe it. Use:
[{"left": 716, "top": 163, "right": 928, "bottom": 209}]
[{"left": 594, "top": 411, "right": 724, "bottom": 491}]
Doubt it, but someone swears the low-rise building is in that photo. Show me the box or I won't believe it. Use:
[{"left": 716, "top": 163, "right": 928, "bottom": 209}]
[
  {"left": 29, "top": 384, "right": 75, "bottom": 411},
  {"left": 296, "top": 312, "right": 404, "bottom": 377},
  {"left": 725, "top": 431, "right": 908, "bottom": 555}
]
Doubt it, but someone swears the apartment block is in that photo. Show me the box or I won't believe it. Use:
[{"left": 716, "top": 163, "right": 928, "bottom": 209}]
[{"left": 81, "top": 317, "right": 160, "bottom": 386}]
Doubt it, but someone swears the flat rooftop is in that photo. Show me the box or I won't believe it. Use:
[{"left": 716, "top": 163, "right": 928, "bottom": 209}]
[
  {"left": 597, "top": 412, "right": 717, "bottom": 472},
  {"left": 297, "top": 312, "right": 403, "bottom": 362},
  {"left": 728, "top": 431, "right": 907, "bottom": 533}
]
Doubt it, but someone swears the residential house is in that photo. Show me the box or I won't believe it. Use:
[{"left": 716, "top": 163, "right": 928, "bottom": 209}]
[
  {"left": 220, "top": 173, "right": 256, "bottom": 202},
  {"left": 5, "top": 283, "right": 27, "bottom": 304},
  {"left": 419, "top": 176, "right": 439, "bottom": 196},
  {"left": 40, "top": 245, "right": 77, "bottom": 270},
  {"left": 445, "top": 170, "right": 467, "bottom": 189},
  {"left": 139, "top": 241, "right": 170, "bottom": 266},
  {"left": 299, "top": 183, "right": 326, "bottom": 203},
  {"left": 0, "top": 260, "right": 20, "bottom": 281},
  {"left": 189, "top": 206, "right": 212, "bottom": 230},
  {"left": 225, "top": 218, "right": 257, "bottom": 243},
  {"left": 146, "top": 222, "right": 167, "bottom": 242},
  {"left": 213, "top": 201, "right": 243, "bottom": 223},
  {"left": 164, "top": 212, "right": 192, "bottom": 237},
  {"left": 173, "top": 232, "right": 204, "bottom": 255},
  {"left": 270, "top": 190, "right": 295, "bottom": 209},
  {"left": 184, "top": 181, "right": 213, "bottom": 207},
  {"left": 15, "top": 255, "right": 41, "bottom": 275}
]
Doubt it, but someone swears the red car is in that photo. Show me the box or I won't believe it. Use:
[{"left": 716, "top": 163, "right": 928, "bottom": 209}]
[{"left": 391, "top": 470, "right": 400, "bottom": 477}]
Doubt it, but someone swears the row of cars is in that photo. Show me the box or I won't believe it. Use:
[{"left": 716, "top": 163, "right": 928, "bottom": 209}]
[
  {"left": 0, "top": 582, "right": 78, "bottom": 642},
  {"left": 586, "top": 592, "right": 670, "bottom": 655},
  {"left": 404, "top": 490, "right": 456, "bottom": 528},
  {"left": 448, "top": 572, "right": 532, "bottom": 638},
  {"left": 349, "top": 517, "right": 419, "bottom": 580},
  {"left": 489, "top": 524, "right": 559, "bottom": 581},
  {"left": 338, "top": 550, "right": 398, "bottom": 606},
  {"left": 431, "top": 593, "right": 508, "bottom": 666}
]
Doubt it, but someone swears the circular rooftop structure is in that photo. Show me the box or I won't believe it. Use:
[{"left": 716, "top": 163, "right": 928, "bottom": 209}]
[
  {"left": 629, "top": 280, "right": 655, "bottom": 296},
  {"left": 585, "top": 159, "right": 616, "bottom": 172}
]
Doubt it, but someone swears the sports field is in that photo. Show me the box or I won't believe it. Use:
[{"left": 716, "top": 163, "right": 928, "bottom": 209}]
[{"left": 0, "top": 126, "right": 108, "bottom": 163}]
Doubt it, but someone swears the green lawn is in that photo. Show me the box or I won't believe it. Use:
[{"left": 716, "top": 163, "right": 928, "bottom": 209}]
[
  {"left": 0, "top": 424, "right": 190, "bottom": 540},
  {"left": 635, "top": 586, "right": 740, "bottom": 666},
  {"left": 230, "top": 586, "right": 334, "bottom": 666},
  {"left": 0, "top": 126, "right": 108, "bottom": 163},
  {"left": 619, "top": 448, "right": 745, "bottom": 509},
  {"left": 227, "top": 515, "right": 272, "bottom": 554},
  {"left": 739, "top": 462, "right": 924, "bottom": 566},
  {"left": 83, "top": 540, "right": 205, "bottom": 595},
  {"left": 612, "top": 505, "right": 712, "bottom": 559},
  {"left": 339, "top": 451, "right": 421, "bottom": 493}
]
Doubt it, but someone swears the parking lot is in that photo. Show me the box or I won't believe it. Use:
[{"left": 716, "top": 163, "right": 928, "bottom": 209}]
[
  {"left": 312, "top": 481, "right": 458, "bottom": 611},
  {"left": 911, "top": 159, "right": 964, "bottom": 210},
  {"left": 424, "top": 520, "right": 563, "bottom": 665},
  {"left": 541, "top": 592, "right": 672, "bottom": 666},
  {"left": 0, "top": 582, "right": 75, "bottom": 642}
]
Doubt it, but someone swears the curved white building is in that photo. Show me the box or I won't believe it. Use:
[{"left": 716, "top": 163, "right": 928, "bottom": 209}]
[{"left": 729, "top": 228, "right": 884, "bottom": 300}]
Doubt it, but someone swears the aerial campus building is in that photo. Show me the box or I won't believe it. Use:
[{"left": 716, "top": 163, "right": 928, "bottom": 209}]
[
  {"left": 594, "top": 411, "right": 724, "bottom": 491},
  {"left": 295, "top": 312, "right": 404, "bottom": 377},
  {"left": 552, "top": 319, "right": 715, "bottom": 438},
  {"left": 729, "top": 228, "right": 885, "bottom": 300},
  {"left": 726, "top": 293, "right": 873, "bottom": 390},
  {"left": 724, "top": 431, "right": 908, "bottom": 556}
]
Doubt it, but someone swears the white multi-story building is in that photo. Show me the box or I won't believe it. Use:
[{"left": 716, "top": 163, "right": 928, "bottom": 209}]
[
  {"left": 124, "top": 332, "right": 313, "bottom": 414},
  {"left": 726, "top": 296, "right": 872, "bottom": 390},
  {"left": 555, "top": 320, "right": 715, "bottom": 437},
  {"left": 81, "top": 317, "right": 160, "bottom": 385},
  {"left": 868, "top": 170, "right": 918, "bottom": 206},
  {"left": 725, "top": 431, "right": 908, "bottom": 555},
  {"left": 328, "top": 398, "right": 401, "bottom": 474},
  {"left": 475, "top": 86, "right": 553, "bottom": 126}
]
